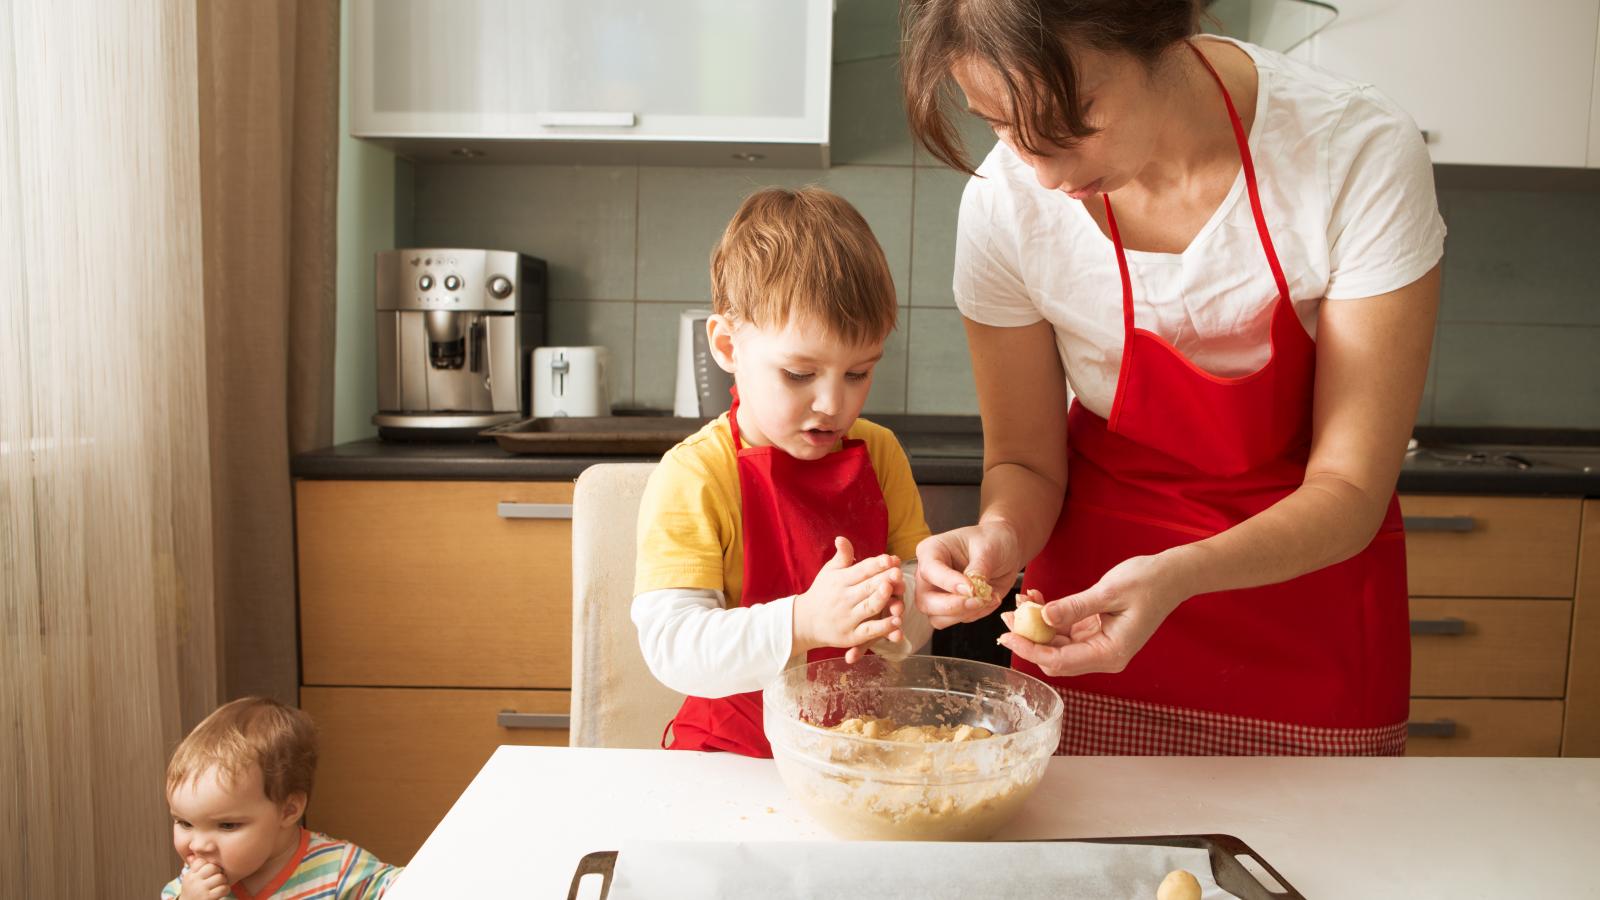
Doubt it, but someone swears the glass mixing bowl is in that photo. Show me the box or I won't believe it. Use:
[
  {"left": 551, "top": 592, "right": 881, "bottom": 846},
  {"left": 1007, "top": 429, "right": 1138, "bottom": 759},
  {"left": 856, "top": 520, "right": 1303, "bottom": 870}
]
[{"left": 763, "top": 655, "right": 1063, "bottom": 841}]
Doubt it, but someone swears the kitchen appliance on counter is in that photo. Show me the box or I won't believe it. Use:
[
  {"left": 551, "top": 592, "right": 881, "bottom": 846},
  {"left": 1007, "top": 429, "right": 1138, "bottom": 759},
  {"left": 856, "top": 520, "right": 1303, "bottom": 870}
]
[
  {"left": 373, "top": 248, "right": 547, "bottom": 439},
  {"left": 673, "top": 308, "right": 733, "bottom": 417},
  {"left": 532, "top": 346, "right": 610, "bottom": 417}
]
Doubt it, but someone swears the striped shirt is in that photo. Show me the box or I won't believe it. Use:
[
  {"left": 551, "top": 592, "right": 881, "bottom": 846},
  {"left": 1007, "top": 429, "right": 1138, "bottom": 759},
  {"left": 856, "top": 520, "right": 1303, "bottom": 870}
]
[{"left": 161, "top": 829, "right": 402, "bottom": 899}]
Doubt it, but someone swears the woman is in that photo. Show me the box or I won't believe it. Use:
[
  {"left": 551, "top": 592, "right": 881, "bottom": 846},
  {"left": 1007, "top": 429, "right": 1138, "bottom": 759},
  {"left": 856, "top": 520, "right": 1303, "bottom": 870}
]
[{"left": 903, "top": 0, "right": 1444, "bottom": 755}]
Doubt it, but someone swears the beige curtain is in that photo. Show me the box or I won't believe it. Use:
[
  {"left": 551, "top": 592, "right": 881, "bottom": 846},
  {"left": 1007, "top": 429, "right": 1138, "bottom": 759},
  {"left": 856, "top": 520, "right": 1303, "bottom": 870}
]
[
  {"left": 0, "top": 0, "right": 217, "bottom": 894},
  {"left": 197, "top": 0, "right": 339, "bottom": 703}
]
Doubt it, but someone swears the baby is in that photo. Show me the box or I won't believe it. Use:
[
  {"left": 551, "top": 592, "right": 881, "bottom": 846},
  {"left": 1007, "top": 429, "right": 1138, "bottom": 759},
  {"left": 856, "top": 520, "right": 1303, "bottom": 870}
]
[{"left": 162, "top": 697, "right": 401, "bottom": 899}]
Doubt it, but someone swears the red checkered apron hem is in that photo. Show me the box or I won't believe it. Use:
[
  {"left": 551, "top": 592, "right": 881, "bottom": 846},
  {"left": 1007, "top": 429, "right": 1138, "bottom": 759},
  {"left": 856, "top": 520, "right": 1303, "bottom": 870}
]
[{"left": 1054, "top": 687, "right": 1407, "bottom": 756}]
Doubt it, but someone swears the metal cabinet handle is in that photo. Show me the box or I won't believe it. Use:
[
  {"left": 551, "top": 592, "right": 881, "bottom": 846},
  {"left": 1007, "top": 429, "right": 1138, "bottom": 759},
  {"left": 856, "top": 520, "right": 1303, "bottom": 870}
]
[
  {"left": 497, "top": 502, "right": 574, "bottom": 520},
  {"left": 1410, "top": 617, "right": 1467, "bottom": 636},
  {"left": 1403, "top": 515, "right": 1476, "bottom": 533},
  {"left": 536, "top": 111, "right": 636, "bottom": 128},
  {"left": 497, "top": 711, "right": 571, "bottom": 730},
  {"left": 1407, "top": 719, "right": 1458, "bottom": 739}
]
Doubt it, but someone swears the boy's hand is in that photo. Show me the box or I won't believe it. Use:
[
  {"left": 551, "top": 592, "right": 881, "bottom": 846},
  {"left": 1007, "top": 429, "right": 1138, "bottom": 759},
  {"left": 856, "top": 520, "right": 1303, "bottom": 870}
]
[
  {"left": 794, "top": 536, "right": 903, "bottom": 660},
  {"left": 179, "top": 858, "right": 229, "bottom": 900}
]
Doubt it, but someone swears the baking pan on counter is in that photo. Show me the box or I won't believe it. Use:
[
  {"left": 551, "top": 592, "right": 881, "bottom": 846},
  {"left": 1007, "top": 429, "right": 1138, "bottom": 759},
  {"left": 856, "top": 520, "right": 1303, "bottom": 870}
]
[
  {"left": 565, "top": 833, "right": 1303, "bottom": 899},
  {"left": 481, "top": 416, "right": 706, "bottom": 456}
]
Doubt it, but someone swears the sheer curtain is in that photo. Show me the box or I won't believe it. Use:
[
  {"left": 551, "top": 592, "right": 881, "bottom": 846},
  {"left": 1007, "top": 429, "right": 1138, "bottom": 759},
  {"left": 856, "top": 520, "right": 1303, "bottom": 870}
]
[{"left": 0, "top": 0, "right": 218, "bottom": 894}]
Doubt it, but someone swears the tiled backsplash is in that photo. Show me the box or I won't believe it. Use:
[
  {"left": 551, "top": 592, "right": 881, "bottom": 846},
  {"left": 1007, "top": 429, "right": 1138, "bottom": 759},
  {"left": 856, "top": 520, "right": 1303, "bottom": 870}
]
[{"left": 352, "top": 0, "right": 1600, "bottom": 434}]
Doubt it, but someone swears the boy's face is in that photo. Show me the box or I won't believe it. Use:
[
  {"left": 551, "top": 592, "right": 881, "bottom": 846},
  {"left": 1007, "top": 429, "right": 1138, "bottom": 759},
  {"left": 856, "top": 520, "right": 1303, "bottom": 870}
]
[
  {"left": 168, "top": 764, "right": 305, "bottom": 887},
  {"left": 709, "top": 313, "right": 884, "bottom": 461}
]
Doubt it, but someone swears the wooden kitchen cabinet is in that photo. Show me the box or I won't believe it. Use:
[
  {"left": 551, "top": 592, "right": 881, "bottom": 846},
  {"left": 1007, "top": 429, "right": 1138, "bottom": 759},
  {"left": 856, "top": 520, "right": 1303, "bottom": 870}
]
[
  {"left": 1563, "top": 500, "right": 1600, "bottom": 755},
  {"left": 302, "top": 686, "right": 569, "bottom": 865},
  {"left": 1400, "top": 494, "right": 1591, "bottom": 758},
  {"left": 296, "top": 479, "right": 577, "bottom": 863},
  {"left": 1406, "top": 699, "right": 1565, "bottom": 757},
  {"left": 1305, "top": 0, "right": 1600, "bottom": 167},
  {"left": 1400, "top": 495, "right": 1581, "bottom": 598},
  {"left": 297, "top": 480, "right": 573, "bottom": 689}
]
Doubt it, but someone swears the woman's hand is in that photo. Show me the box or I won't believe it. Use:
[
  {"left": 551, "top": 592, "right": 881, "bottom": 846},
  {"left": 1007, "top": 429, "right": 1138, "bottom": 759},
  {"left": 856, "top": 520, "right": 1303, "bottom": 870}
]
[
  {"left": 914, "top": 521, "right": 1023, "bottom": 628},
  {"left": 999, "top": 553, "right": 1189, "bottom": 677}
]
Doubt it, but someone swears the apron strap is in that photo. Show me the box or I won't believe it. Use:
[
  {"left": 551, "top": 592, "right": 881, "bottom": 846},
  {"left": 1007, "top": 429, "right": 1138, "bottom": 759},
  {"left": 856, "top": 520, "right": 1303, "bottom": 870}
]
[
  {"left": 1184, "top": 40, "right": 1292, "bottom": 304},
  {"left": 727, "top": 385, "right": 744, "bottom": 451}
]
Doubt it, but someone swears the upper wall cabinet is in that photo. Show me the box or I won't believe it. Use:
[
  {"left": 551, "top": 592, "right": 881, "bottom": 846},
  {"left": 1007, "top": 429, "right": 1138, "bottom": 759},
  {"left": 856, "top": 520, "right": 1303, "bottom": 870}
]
[
  {"left": 350, "top": 0, "right": 834, "bottom": 167},
  {"left": 1303, "top": 0, "right": 1600, "bottom": 168}
]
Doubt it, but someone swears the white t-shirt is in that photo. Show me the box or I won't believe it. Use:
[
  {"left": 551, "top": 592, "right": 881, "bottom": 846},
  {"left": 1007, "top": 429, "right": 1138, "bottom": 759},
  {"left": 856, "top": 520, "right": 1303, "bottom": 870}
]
[{"left": 952, "top": 36, "right": 1447, "bottom": 418}]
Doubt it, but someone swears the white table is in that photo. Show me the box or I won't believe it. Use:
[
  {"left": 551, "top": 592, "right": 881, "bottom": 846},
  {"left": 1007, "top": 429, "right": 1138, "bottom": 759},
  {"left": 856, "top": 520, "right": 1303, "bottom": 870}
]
[{"left": 387, "top": 746, "right": 1600, "bottom": 898}]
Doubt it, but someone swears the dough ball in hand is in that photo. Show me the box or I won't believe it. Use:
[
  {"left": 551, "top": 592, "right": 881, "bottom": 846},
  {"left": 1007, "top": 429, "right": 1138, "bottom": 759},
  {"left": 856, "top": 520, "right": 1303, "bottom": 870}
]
[
  {"left": 1156, "top": 869, "right": 1201, "bottom": 900},
  {"left": 1008, "top": 598, "right": 1057, "bottom": 644},
  {"left": 964, "top": 570, "right": 993, "bottom": 603}
]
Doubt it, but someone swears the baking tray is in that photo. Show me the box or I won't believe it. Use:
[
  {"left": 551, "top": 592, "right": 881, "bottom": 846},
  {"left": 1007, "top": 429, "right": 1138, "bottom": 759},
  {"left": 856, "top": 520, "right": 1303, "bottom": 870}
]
[
  {"left": 564, "top": 834, "right": 1303, "bottom": 899},
  {"left": 481, "top": 416, "right": 707, "bottom": 456}
]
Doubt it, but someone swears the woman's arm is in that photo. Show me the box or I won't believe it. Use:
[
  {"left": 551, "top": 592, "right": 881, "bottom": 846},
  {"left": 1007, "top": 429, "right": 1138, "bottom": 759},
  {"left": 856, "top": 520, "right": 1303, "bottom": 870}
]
[
  {"left": 916, "top": 317, "right": 1069, "bottom": 625},
  {"left": 1008, "top": 266, "right": 1441, "bottom": 675}
]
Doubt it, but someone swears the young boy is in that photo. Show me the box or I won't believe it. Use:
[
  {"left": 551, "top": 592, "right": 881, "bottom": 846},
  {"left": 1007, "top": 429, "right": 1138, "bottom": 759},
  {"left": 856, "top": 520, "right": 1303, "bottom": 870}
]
[
  {"left": 162, "top": 697, "right": 401, "bottom": 899},
  {"left": 633, "top": 186, "right": 932, "bottom": 757}
]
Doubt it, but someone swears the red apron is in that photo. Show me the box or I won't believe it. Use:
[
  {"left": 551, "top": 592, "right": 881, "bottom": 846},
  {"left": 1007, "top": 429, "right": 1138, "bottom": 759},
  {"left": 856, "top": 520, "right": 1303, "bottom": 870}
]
[
  {"left": 664, "top": 389, "right": 889, "bottom": 757},
  {"left": 1017, "top": 42, "right": 1410, "bottom": 756}
]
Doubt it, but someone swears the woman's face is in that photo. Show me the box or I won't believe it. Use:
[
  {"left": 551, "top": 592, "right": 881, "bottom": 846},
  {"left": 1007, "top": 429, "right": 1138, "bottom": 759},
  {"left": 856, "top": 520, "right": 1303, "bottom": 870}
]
[{"left": 952, "top": 46, "right": 1170, "bottom": 199}]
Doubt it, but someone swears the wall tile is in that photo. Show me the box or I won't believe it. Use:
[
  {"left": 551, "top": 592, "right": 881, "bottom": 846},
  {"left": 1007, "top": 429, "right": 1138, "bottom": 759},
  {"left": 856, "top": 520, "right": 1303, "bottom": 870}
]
[
  {"left": 831, "top": 56, "right": 914, "bottom": 167},
  {"left": 636, "top": 165, "right": 913, "bottom": 305},
  {"left": 864, "top": 319, "right": 909, "bottom": 415},
  {"left": 633, "top": 302, "right": 704, "bottom": 409},
  {"left": 412, "top": 164, "right": 637, "bottom": 301},
  {"left": 548, "top": 300, "right": 636, "bottom": 408},
  {"left": 906, "top": 308, "right": 978, "bottom": 414},
  {"left": 910, "top": 167, "right": 969, "bottom": 307},
  {"left": 1439, "top": 188, "right": 1600, "bottom": 326},
  {"left": 833, "top": 0, "right": 900, "bottom": 65},
  {"left": 1433, "top": 322, "right": 1600, "bottom": 428}
]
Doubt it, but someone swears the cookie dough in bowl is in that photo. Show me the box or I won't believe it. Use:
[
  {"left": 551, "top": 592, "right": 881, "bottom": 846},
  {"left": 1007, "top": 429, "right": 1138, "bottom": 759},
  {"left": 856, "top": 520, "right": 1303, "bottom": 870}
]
[{"left": 763, "top": 655, "right": 1063, "bottom": 841}]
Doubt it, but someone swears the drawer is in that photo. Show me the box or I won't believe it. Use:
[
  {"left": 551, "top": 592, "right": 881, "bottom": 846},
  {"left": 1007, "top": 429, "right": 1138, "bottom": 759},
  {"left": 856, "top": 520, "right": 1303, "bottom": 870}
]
[
  {"left": 297, "top": 480, "right": 574, "bottom": 688},
  {"left": 302, "top": 686, "right": 570, "bottom": 865},
  {"left": 1400, "top": 495, "right": 1581, "bottom": 598},
  {"left": 1406, "top": 699, "right": 1563, "bottom": 757},
  {"left": 1409, "top": 598, "right": 1571, "bottom": 698}
]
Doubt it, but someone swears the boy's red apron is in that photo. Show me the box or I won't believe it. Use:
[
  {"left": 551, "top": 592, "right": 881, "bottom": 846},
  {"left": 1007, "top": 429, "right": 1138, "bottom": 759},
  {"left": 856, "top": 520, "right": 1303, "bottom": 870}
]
[
  {"left": 664, "top": 388, "right": 889, "bottom": 757},
  {"left": 1017, "top": 41, "right": 1410, "bottom": 756}
]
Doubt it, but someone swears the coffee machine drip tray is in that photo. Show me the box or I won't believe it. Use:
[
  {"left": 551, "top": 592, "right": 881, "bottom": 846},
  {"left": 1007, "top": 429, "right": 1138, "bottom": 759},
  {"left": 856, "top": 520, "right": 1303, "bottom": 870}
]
[{"left": 373, "top": 411, "right": 519, "bottom": 442}]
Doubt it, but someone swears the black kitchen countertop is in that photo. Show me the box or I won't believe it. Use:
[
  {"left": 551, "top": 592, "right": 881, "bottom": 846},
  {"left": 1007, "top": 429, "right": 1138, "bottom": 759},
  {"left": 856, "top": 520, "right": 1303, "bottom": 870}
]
[{"left": 291, "top": 419, "right": 1600, "bottom": 495}]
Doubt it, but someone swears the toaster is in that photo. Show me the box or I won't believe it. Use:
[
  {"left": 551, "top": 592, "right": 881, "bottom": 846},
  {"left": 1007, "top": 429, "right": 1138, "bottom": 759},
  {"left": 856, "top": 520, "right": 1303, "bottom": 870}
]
[
  {"left": 532, "top": 346, "right": 611, "bottom": 417},
  {"left": 673, "top": 309, "right": 734, "bottom": 417}
]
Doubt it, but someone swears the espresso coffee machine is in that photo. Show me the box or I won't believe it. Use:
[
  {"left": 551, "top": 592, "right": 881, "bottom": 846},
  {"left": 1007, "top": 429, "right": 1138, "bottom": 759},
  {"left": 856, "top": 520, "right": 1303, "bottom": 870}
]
[{"left": 372, "top": 248, "right": 547, "bottom": 438}]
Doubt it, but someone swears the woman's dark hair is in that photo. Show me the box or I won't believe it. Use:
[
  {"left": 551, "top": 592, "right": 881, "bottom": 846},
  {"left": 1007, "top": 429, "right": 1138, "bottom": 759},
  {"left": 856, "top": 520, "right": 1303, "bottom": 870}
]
[{"left": 902, "top": 0, "right": 1200, "bottom": 174}]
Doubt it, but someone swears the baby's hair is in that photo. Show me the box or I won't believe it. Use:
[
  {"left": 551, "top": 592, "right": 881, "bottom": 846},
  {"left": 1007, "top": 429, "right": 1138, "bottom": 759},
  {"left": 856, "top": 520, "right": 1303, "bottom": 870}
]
[
  {"left": 710, "top": 186, "right": 897, "bottom": 346},
  {"left": 166, "top": 696, "right": 317, "bottom": 805}
]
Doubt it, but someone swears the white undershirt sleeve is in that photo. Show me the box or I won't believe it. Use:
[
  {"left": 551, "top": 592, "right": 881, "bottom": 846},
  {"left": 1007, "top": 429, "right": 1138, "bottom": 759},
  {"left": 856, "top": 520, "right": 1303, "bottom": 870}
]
[{"left": 631, "top": 562, "right": 931, "bottom": 697}]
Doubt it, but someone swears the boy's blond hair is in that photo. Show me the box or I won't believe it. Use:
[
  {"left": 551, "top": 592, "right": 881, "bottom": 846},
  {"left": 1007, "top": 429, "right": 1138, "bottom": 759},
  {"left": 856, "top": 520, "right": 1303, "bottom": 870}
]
[
  {"left": 710, "top": 187, "right": 897, "bottom": 345},
  {"left": 166, "top": 697, "right": 317, "bottom": 805}
]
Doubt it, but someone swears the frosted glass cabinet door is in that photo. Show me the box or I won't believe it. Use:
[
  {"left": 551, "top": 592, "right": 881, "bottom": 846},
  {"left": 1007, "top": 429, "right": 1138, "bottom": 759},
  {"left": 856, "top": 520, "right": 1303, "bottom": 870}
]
[
  {"left": 352, "top": 0, "right": 831, "bottom": 145},
  {"left": 1307, "top": 0, "right": 1600, "bottom": 167},
  {"left": 351, "top": 0, "right": 513, "bottom": 136},
  {"left": 504, "top": 0, "right": 829, "bottom": 142}
]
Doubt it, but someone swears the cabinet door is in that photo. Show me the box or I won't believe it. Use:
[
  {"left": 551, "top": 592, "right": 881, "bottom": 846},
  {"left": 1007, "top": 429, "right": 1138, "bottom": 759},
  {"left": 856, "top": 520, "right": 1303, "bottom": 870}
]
[
  {"left": 1409, "top": 598, "right": 1571, "bottom": 697},
  {"left": 504, "top": 0, "right": 830, "bottom": 142},
  {"left": 302, "top": 686, "right": 569, "bottom": 865},
  {"left": 1406, "top": 698, "right": 1564, "bottom": 756},
  {"left": 1590, "top": 11, "right": 1600, "bottom": 166},
  {"left": 1308, "top": 0, "right": 1600, "bottom": 167},
  {"left": 297, "top": 480, "right": 573, "bottom": 689},
  {"left": 1400, "top": 495, "right": 1582, "bottom": 598},
  {"left": 352, "top": 0, "right": 831, "bottom": 145},
  {"left": 350, "top": 0, "right": 512, "bottom": 136}
]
